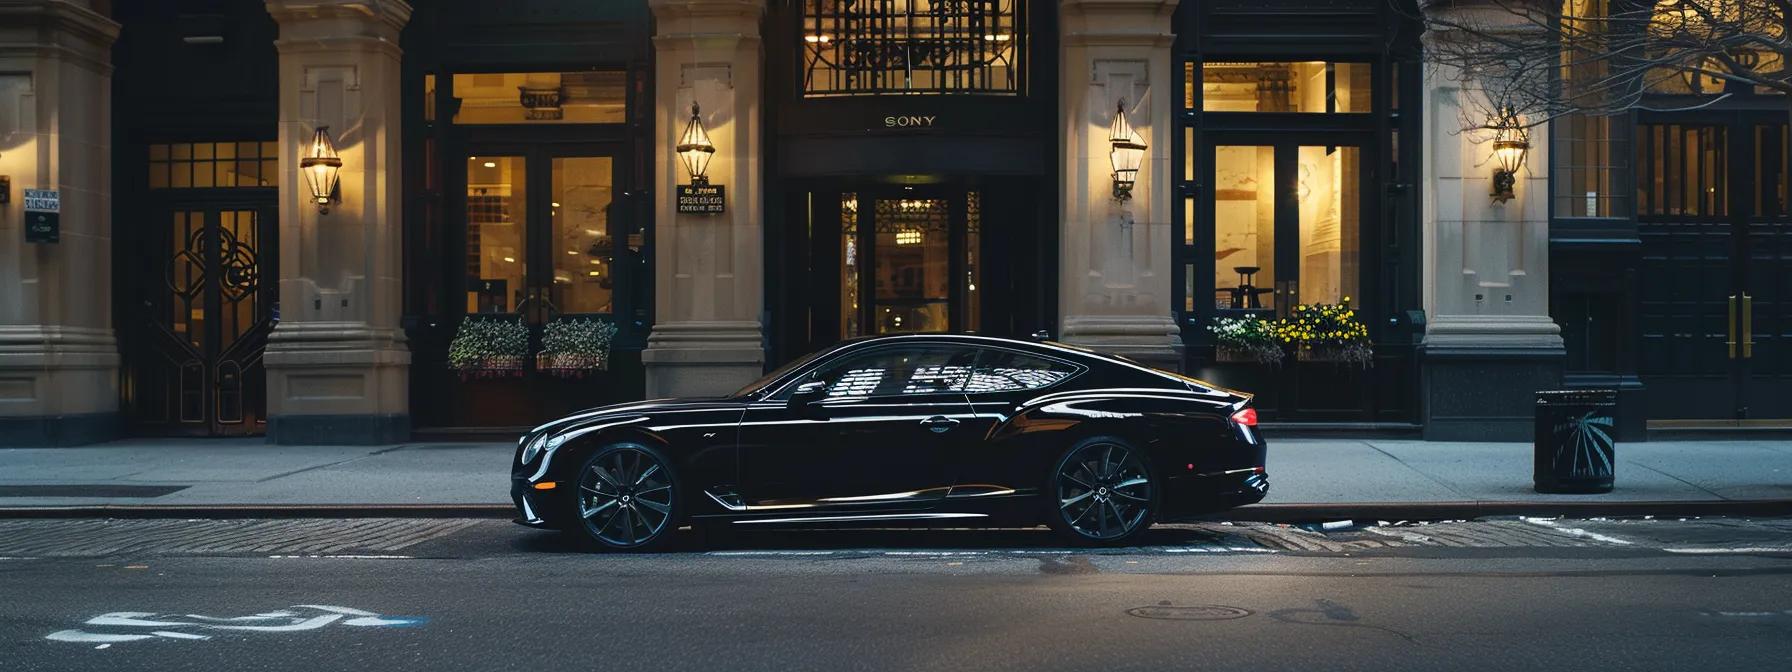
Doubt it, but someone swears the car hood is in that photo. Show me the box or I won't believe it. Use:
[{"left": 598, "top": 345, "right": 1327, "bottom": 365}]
[{"left": 522, "top": 396, "right": 749, "bottom": 442}]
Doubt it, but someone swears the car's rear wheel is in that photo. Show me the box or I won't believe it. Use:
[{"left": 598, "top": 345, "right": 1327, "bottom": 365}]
[
  {"left": 565, "top": 443, "right": 680, "bottom": 552},
  {"left": 1045, "top": 436, "right": 1155, "bottom": 545}
]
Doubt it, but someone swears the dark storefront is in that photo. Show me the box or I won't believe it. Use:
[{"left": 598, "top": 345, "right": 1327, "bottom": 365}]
[
  {"left": 763, "top": 1, "right": 1059, "bottom": 366},
  {"left": 1554, "top": 109, "right": 1792, "bottom": 437},
  {"left": 111, "top": 1, "right": 282, "bottom": 437}
]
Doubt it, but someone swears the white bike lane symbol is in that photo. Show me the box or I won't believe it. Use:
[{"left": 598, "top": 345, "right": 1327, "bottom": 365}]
[{"left": 46, "top": 605, "right": 424, "bottom": 648}]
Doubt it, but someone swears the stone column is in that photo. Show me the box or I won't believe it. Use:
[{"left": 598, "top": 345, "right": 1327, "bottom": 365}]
[
  {"left": 263, "top": 0, "right": 411, "bottom": 444},
  {"left": 1418, "top": 0, "right": 1563, "bottom": 440},
  {"left": 642, "top": 0, "right": 767, "bottom": 398},
  {"left": 1057, "top": 0, "right": 1183, "bottom": 370},
  {"left": 0, "top": 1, "right": 120, "bottom": 446}
]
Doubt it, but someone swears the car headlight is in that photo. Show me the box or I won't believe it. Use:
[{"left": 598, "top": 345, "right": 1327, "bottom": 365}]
[{"left": 521, "top": 433, "right": 568, "bottom": 465}]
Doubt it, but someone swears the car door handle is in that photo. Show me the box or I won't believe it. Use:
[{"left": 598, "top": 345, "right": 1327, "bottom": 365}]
[{"left": 920, "top": 416, "right": 960, "bottom": 433}]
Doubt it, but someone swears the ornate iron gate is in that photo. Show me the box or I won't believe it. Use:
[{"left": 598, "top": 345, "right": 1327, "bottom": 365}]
[{"left": 124, "top": 205, "right": 276, "bottom": 436}]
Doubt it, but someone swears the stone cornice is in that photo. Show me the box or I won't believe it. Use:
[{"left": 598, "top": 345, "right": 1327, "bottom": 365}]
[
  {"left": 650, "top": 0, "right": 765, "bottom": 39},
  {"left": 265, "top": 0, "right": 412, "bottom": 50},
  {"left": 0, "top": 0, "right": 122, "bottom": 73},
  {"left": 1060, "top": 0, "right": 1179, "bottom": 48}
]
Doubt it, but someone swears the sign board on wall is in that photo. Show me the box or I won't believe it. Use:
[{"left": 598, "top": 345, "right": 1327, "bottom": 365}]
[
  {"left": 676, "top": 184, "right": 725, "bottom": 214},
  {"left": 23, "top": 188, "right": 59, "bottom": 244}
]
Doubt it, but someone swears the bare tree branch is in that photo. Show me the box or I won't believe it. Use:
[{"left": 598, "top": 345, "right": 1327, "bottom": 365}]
[{"left": 1408, "top": 0, "right": 1792, "bottom": 132}]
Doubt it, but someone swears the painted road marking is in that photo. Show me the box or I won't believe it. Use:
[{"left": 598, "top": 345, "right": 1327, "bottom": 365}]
[
  {"left": 45, "top": 605, "right": 425, "bottom": 648},
  {"left": 1521, "top": 517, "right": 1634, "bottom": 545}
]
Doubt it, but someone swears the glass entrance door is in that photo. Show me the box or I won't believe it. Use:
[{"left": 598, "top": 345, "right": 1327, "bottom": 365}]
[
  {"left": 465, "top": 153, "right": 618, "bottom": 320},
  {"left": 1195, "top": 138, "right": 1370, "bottom": 420},
  {"left": 456, "top": 147, "right": 623, "bottom": 426},
  {"left": 1210, "top": 143, "right": 1363, "bottom": 315},
  {"left": 838, "top": 189, "right": 981, "bottom": 337}
]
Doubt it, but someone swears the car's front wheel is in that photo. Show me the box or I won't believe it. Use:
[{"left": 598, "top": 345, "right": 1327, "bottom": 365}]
[
  {"left": 1044, "top": 436, "right": 1156, "bottom": 545},
  {"left": 565, "top": 443, "right": 680, "bottom": 552}
]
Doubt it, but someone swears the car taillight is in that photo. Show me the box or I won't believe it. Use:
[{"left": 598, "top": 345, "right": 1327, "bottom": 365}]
[{"left": 1230, "top": 407, "right": 1257, "bottom": 427}]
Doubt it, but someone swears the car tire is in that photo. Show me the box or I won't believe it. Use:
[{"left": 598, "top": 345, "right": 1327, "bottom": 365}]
[
  {"left": 563, "top": 442, "right": 681, "bottom": 552},
  {"left": 1043, "top": 435, "right": 1157, "bottom": 546}
]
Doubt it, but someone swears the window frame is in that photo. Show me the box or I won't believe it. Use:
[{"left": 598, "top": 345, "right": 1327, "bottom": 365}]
[
  {"left": 795, "top": 0, "right": 1027, "bottom": 98},
  {"left": 770, "top": 343, "right": 981, "bottom": 401},
  {"left": 962, "top": 346, "right": 1086, "bottom": 396}
]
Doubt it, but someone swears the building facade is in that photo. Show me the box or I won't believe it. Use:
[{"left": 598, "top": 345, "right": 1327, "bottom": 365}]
[{"left": 1, "top": 0, "right": 1773, "bottom": 446}]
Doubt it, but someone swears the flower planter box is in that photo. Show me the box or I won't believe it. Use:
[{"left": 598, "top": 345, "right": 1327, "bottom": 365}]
[
  {"left": 1215, "top": 344, "right": 1283, "bottom": 365},
  {"left": 453, "top": 355, "right": 527, "bottom": 381},
  {"left": 536, "top": 352, "right": 610, "bottom": 378},
  {"left": 1296, "top": 344, "right": 1373, "bottom": 367}
]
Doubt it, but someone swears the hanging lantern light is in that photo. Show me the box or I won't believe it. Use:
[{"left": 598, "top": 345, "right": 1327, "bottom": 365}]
[
  {"left": 1489, "top": 108, "right": 1529, "bottom": 204},
  {"left": 300, "top": 125, "right": 342, "bottom": 214},
  {"left": 676, "top": 102, "right": 716, "bottom": 186},
  {"left": 1108, "top": 100, "right": 1147, "bottom": 200}
]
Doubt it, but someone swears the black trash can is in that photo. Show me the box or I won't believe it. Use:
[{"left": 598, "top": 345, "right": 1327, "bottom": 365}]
[{"left": 1534, "top": 389, "right": 1618, "bottom": 493}]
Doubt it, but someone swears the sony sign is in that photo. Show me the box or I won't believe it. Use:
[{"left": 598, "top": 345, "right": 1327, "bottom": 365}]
[{"left": 883, "top": 115, "right": 937, "bottom": 129}]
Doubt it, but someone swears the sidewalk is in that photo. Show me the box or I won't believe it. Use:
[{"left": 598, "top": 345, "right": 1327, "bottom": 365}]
[{"left": 1, "top": 437, "right": 1788, "bottom": 518}]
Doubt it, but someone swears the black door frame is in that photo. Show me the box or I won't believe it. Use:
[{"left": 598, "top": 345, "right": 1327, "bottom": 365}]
[
  {"left": 1189, "top": 130, "right": 1384, "bottom": 421},
  {"left": 125, "top": 191, "right": 278, "bottom": 436},
  {"left": 1637, "top": 109, "right": 1790, "bottom": 421},
  {"left": 853, "top": 185, "right": 970, "bottom": 337},
  {"left": 453, "top": 142, "right": 631, "bottom": 326},
  {"left": 794, "top": 179, "right": 1028, "bottom": 355}
]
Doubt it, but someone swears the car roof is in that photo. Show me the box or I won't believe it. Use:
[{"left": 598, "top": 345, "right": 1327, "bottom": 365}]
[{"left": 829, "top": 333, "right": 1160, "bottom": 377}]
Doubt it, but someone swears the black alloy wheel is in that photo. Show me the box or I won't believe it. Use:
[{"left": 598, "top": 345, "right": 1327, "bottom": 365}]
[
  {"left": 569, "top": 443, "right": 680, "bottom": 551},
  {"left": 1047, "top": 437, "right": 1154, "bottom": 544}
]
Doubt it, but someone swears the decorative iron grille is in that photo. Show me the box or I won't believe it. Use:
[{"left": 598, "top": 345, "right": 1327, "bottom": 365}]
[{"left": 801, "top": 0, "right": 1024, "bottom": 96}]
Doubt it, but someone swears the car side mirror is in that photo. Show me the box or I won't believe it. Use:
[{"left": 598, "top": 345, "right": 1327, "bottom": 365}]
[{"left": 788, "top": 380, "right": 828, "bottom": 412}]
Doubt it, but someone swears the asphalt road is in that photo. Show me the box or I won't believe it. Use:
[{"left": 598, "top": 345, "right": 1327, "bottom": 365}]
[{"left": 3, "top": 519, "right": 1791, "bottom": 672}]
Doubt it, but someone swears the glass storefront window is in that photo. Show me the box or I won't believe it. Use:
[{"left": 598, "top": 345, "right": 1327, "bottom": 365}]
[
  {"left": 1195, "top": 62, "right": 1371, "bottom": 113},
  {"left": 550, "top": 157, "right": 614, "bottom": 314},
  {"left": 1756, "top": 124, "right": 1789, "bottom": 217},
  {"left": 149, "top": 141, "right": 277, "bottom": 189},
  {"left": 801, "top": 0, "right": 1022, "bottom": 96},
  {"left": 1213, "top": 145, "right": 1277, "bottom": 310},
  {"left": 964, "top": 191, "right": 981, "bottom": 334},
  {"left": 1637, "top": 124, "right": 1726, "bottom": 217},
  {"left": 841, "top": 193, "right": 861, "bottom": 338},
  {"left": 873, "top": 198, "right": 950, "bottom": 333},
  {"left": 451, "top": 72, "right": 625, "bottom": 124},
  {"left": 466, "top": 156, "right": 526, "bottom": 313},
  {"left": 1296, "top": 145, "right": 1361, "bottom": 306}
]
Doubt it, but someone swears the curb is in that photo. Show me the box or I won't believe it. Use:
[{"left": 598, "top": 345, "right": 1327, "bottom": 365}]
[
  {"left": 0, "top": 504, "right": 516, "bottom": 520},
  {"left": 1219, "top": 499, "right": 1792, "bottom": 523},
  {"left": 1, "top": 499, "right": 1789, "bottom": 521}
]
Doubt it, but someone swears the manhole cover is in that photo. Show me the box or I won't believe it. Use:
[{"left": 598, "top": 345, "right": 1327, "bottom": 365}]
[{"left": 1126, "top": 605, "right": 1252, "bottom": 621}]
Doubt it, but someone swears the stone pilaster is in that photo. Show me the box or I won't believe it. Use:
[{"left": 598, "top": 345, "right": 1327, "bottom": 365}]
[
  {"left": 0, "top": 1, "right": 121, "bottom": 446},
  {"left": 641, "top": 0, "right": 767, "bottom": 398},
  {"left": 1057, "top": 0, "right": 1182, "bottom": 371},
  {"left": 1419, "top": 0, "right": 1564, "bottom": 440},
  {"left": 263, "top": 0, "right": 411, "bottom": 444}
]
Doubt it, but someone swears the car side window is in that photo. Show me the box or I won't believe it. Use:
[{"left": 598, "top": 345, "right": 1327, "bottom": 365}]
[
  {"left": 967, "top": 349, "right": 1079, "bottom": 393},
  {"left": 793, "top": 347, "right": 977, "bottom": 399}
]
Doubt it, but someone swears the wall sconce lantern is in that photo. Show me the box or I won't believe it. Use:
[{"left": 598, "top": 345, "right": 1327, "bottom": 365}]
[
  {"left": 300, "top": 125, "right": 343, "bottom": 214},
  {"left": 1108, "top": 100, "right": 1147, "bottom": 200},
  {"left": 676, "top": 102, "right": 716, "bottom": 186},
  {"left": 1489, "top": 110, "right": 1529, "bottom": 204}
]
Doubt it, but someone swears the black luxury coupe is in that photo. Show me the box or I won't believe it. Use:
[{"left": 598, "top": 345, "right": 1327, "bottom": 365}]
[{"left": 511, "top": 334, "right": 1267, "bottom": 550}]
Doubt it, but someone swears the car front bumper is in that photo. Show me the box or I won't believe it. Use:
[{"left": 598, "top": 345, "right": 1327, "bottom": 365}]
[{"left": 511, "top": 478, "right": 563, "bottom": 529}]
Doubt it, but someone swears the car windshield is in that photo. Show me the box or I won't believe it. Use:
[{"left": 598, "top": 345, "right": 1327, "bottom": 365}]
[{"left": 730, "top": 349, "right": 825, "bottom": 398}]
